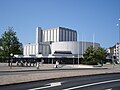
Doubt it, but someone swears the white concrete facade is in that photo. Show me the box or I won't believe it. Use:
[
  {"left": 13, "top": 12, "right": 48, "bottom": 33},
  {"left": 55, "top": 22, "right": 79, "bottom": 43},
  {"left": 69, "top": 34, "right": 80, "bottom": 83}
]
[
  {"left": 23, "top": 42, "right": 50, "bottom": 56},
  {"left": 51, "top": 41, "right": 100, "bottom": 56},
  {"left": 36, "top": 27, "right": 43, "bottom": 43},
  {"left": 23, "top": 27, "right": 100, "bottom": 58},
  {"left": 42, "top": 27, "right": 77, "bottom": 42},
  {"left": 24, "top": 43, "right": 37, "bottom": 56}
]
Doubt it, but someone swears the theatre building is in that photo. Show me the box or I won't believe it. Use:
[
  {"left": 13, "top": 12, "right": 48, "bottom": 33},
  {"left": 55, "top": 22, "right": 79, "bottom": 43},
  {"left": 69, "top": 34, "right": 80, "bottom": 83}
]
[{"left": 23, "top": 27, "right": 100, "bottom": 64}]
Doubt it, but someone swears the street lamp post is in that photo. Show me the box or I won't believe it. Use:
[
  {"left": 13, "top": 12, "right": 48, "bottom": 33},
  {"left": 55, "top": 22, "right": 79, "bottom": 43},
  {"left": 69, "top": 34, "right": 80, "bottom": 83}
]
[
  {"left": 117, "top": 18, "right": 120, "bottom": 63},
  {"left": 10, "top": 53, "right": 13, "bottom": 69},
  {"left": 73, "top": 56, "right": 74, "bottom": 65},
  {"left": 8, "top": 41, "right": 10, "bottom": 66}
]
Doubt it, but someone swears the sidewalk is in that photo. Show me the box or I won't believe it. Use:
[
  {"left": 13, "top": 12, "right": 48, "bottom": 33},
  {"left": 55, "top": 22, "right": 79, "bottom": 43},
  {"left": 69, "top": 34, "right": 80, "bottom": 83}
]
[
  {"left": 0, "top": 63, "right": 108, "bottom": 72},
  {"left": 0, "top": 63, "right": 120, "bottom": 86},
  {"left": 0, "top": 63, "right": 54, "bottom": 71}
]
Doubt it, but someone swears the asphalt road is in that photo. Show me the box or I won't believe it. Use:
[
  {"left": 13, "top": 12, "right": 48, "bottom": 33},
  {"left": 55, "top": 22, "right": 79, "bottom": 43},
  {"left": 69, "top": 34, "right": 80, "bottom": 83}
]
[{"left": 0, "top": 73, "right": 120, "bottom": 90}]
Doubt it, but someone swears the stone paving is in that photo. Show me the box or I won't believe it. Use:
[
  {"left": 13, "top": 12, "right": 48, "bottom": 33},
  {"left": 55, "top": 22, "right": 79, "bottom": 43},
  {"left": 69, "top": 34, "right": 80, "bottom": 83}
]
[{"left": 0, "top": 63, "right": 120, "bottom": 86}]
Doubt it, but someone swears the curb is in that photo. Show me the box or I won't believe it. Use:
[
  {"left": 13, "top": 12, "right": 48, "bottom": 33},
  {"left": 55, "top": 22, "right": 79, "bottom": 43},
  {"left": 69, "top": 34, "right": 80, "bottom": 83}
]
[{"left": 0, "top": 67, "right": 108, "bottom": 72}]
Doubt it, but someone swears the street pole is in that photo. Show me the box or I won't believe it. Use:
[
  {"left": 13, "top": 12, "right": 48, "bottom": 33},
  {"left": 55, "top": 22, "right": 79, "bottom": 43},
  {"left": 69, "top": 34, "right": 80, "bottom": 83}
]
[
  {"left": 117, "top": 18, "right": 120, "bottom": 63},
  {"left": 82, "top": 33, "right": 83, "bottom": 58},
  {"left": 73, "top": 56, "right": 74, "bottom": 65},
  {"left": 8, "top": 41, "right": 10, "bottom": 66},
  {"left": 93, "top": 33, "right": 95, "bottom": 48},
  {"left": 10, "top": 53, "right": 13, "bottom": 69},
  {"left": 78, "top": 33, "right": 79, "bottom": 64},
  {"left": 118, "top": 18, "right": 120, "bottom": 63}
]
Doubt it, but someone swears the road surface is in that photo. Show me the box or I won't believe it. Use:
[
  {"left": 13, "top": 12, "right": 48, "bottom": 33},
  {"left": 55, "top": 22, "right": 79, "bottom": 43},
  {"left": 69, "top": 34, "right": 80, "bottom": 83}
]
[{"left": 0, "top": 73, "right": 120, "bottom": 90}]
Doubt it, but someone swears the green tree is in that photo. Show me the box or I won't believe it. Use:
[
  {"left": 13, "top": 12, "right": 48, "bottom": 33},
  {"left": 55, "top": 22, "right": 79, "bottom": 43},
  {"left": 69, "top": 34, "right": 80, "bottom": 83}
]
[
  {"left": 95, "top": 47, "right": 107, "bottom": 66},
  {"left": 82, "top": 46, "right": 98, "bottom": 65},
  {"left": 0, "top": 27, "right": 22, "bottom": 64},
  {"left": 82, "top": 46, "right": 107, "bottom": 66}
]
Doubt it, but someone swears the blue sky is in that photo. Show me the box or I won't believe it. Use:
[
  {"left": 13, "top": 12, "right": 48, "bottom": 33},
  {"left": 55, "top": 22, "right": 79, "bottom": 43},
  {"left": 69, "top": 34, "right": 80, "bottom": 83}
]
[{"left": 0, "top": 0, "right": 120, "bottom": 48}]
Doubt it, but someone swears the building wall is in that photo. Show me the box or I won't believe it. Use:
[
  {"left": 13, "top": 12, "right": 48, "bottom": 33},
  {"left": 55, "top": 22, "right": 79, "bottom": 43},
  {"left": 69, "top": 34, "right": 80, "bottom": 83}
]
[
  {"left": 43, "top": 28, "right": 59, "bottom": 42},
  {"left": 23, "top": 43, "right": 37, "bottom": 56},
  {"left": 51, "top": 41, "right": 100, "bottom": 55},
  {"left": 43, "top": 27, "right": 77, "bottom": 42},
  {"left": 108, "top": 43, "right": 119, "bottom": 59},
  {"left": 23, "top": 42, "right": 51, "bottom": 56},
  {"left": 59, "top": 27, "right": 77, "bottom": 42},
  {"left": 36, "top": 27, "right": 43, "bottom": 43},
  {"left": 114, "top": 44, "right": 119, "bottom": 59}
]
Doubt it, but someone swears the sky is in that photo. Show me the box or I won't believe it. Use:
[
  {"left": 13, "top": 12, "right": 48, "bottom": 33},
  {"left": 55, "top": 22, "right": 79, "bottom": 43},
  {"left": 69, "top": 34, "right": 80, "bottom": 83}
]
[{"left": 0, "top": 0, "right": 120, "bottom": 48}]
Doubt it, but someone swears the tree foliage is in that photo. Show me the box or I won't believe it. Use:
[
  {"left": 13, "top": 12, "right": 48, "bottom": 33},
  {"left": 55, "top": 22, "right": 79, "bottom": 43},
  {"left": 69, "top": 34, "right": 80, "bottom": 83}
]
[
  {"left": 0, "top": 27, "right": 22, "bottom": 59},
  {"left": 82, "top": 46, "right": 107, "bottom": 65}
]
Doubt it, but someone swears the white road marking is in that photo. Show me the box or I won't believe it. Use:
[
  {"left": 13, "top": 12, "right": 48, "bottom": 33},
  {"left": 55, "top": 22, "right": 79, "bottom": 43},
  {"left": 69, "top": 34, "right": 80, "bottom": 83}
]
[
  {"left": 28, "top": 82, "right": 62, "bottom": 90},
  {"left": 63, "top": 79, "right": 120, "bottom": 90},
  {"left": 50, "top": 82, "right": 62, "bottom": 86},
  {"left": 105, "top": 88, "right": 112, "bottom": 90}
]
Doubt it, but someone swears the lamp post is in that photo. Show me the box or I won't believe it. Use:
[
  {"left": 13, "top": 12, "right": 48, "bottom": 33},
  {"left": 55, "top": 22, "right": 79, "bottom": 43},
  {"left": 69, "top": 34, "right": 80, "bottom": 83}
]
[
  {"left": 73, "top": 56, "right": 74, "bottom": 65},
  {"left": 8, "top": 41, "right": 10, "bottom": 66},
  {"left": 10, "top": 53, "right": 13, "bottom": 69},
  {"left": 117, "top": 18, "right": 120, "bottom": 63}
]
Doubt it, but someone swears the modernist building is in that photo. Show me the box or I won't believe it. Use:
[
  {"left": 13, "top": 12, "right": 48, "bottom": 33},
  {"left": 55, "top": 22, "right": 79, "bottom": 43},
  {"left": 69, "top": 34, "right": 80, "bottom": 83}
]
[{"left": 23, "top": 27, "right": 100, "bottom": 63}]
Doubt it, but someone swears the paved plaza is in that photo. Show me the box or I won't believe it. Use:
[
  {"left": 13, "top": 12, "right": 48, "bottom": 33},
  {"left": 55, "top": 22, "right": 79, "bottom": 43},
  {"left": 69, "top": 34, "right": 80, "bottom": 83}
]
[{"left": 0, "top": 63, "right": 120, "bottom": 86}]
